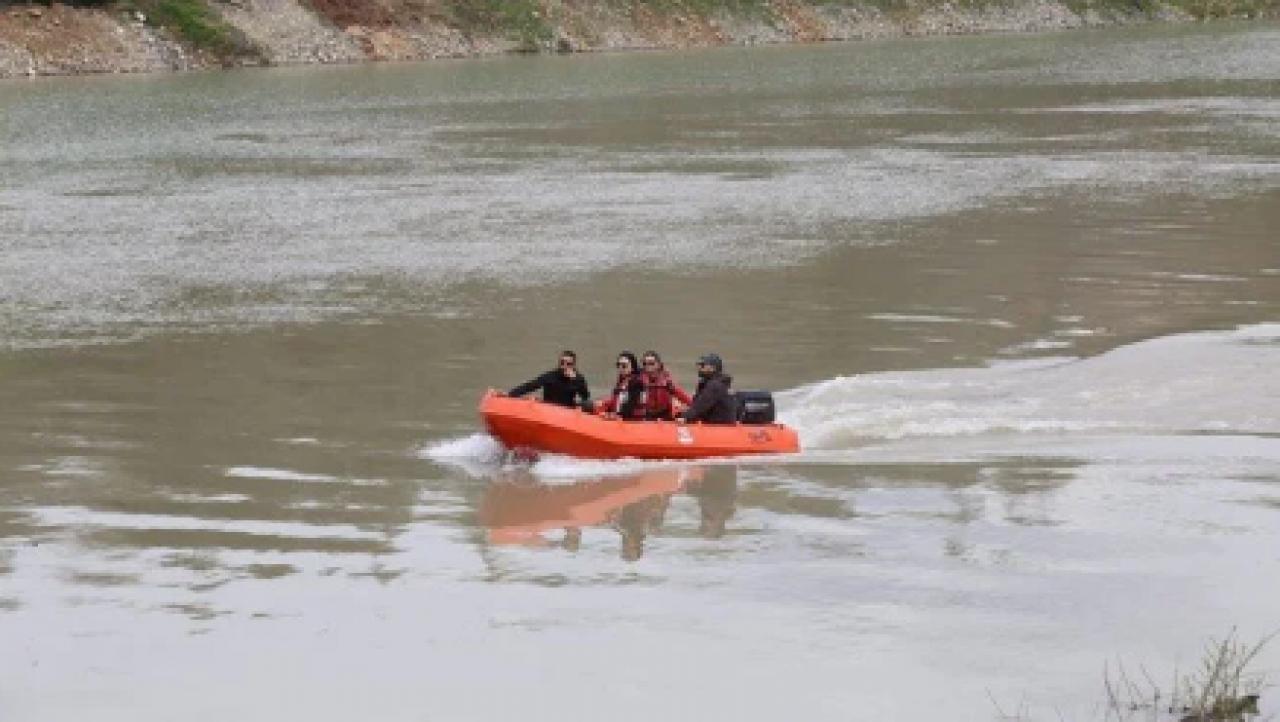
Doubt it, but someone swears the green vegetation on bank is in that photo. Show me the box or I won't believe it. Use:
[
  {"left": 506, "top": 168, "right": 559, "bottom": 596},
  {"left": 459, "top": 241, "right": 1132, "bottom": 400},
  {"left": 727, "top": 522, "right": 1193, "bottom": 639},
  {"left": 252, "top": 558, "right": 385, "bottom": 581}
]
[
  {"left": 16, "top": 0, "right": 257, "bottom": 58},
  {"left": 10, "top": 0, "right": 1277, "bottom": 63},
  {"left": 1166, "top": 0, "right": 1275, "bottom": 18},
  {"left": 812, "top": 0, "right": 1276, "bottom": 18},
  {"left": 446, "top": 0, "right": 554, "bottom": 51},
  {"left": 640, "top": 0, "right": 773, "bottom": 18},
  {"left": 434, "top": 0, "right": 779, "bottom": 53},
  {"left": 1049, "top": 0, "right": 1279, "bottom": 20},
  {"left": 126, "top": 0, "right": 255, "bottom": 56},
  {"left": 1060, "top": 0, "right": 1275, "bottom": 19}
]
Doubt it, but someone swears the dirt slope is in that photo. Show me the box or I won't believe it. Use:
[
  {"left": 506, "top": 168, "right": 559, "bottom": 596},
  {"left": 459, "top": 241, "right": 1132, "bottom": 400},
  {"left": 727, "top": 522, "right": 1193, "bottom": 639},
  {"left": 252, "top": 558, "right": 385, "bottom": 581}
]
[{"left": 0, "top": 0, "right": 1230, "bottom": 80}]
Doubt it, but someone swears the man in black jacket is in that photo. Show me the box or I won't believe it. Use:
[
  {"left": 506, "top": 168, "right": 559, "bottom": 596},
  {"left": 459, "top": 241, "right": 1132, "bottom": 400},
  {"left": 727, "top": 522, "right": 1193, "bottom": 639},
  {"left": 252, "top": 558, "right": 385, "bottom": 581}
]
[
  {"left": 678, "top": 354, "right": 736, "bottom": 424},
  {"left": 505, "top": 350, "right": 591, "bottom": 409}
]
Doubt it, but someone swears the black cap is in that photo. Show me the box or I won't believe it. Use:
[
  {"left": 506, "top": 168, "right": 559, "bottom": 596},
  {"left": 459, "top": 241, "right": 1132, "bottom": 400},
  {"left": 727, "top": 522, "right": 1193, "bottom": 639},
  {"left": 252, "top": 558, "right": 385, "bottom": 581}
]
[{"left": 697, "top": 353, "right": 723, "bottom": 371}]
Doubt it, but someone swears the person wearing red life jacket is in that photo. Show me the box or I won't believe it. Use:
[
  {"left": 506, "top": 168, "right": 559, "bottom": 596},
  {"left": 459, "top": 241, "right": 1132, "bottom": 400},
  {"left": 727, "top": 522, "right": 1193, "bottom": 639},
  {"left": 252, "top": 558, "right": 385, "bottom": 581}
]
[
  {"left": 637, "top": 351, "right": 692, "bottom": 421},
  {"left": 595, "top": 351, "right": 647, "bottom": 419}
]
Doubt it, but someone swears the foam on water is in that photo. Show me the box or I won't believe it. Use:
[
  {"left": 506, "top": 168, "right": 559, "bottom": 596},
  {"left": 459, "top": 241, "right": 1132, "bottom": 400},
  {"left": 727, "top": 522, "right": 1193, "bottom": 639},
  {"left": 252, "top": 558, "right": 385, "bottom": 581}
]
[
  {"left": 528, "top": 455, "right": 681, "bottom": 480},
  {"left": 224, "top": 466, "right": 338, "bottom": 483},
  {"left": 780, "top": 324, "right": 1280, "bottom": 452},
  {"left": 421, "top": 431, "right": 687, "bottom": 481},
  {"left": 419, "top": 433, "right": 526, "bottom": 479},
  {"left": 420, "top": 433, "right": 506, "bottom": 464}
]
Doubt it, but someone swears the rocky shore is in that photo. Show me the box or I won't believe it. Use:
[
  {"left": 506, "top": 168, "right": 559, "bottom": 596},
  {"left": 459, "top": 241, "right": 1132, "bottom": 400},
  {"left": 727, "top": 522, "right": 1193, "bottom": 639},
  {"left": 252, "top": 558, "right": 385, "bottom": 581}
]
[{"left": 0, "top": 0, "right": 1264, "bottom": 79}]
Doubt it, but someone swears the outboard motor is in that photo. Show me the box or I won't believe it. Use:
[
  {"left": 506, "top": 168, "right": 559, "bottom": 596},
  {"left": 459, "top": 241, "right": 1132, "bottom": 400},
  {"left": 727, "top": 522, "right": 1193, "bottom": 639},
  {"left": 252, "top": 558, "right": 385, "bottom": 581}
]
[{"left": 735, "top": 390, "right": 776, "bottom": 424}]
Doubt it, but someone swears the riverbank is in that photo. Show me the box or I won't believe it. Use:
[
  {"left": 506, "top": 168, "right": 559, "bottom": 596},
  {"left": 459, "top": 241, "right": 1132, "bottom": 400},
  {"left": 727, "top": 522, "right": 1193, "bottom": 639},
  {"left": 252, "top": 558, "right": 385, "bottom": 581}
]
[{"left": 0, "top": 0, "right": 1274, "bottom": 78}]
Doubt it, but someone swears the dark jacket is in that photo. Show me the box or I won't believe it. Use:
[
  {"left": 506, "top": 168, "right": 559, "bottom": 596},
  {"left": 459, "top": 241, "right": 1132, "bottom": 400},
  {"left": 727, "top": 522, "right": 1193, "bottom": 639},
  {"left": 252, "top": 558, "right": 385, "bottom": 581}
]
[
  {"left": 680, "top": 373, "right": 735, "bottom": 424},
  {"left": 597, "top": 373, "right": 646, "bottom": 419},
  {"left": 509, "top": 369, "right": 590, "bottom": 409}
]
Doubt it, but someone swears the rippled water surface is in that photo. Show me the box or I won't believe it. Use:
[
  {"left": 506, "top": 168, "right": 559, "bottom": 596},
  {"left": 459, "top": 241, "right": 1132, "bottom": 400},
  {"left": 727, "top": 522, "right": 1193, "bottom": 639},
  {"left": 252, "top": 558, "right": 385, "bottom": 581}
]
[{"left": 2, "top": 21, "right": 1279, "bottom": 722}]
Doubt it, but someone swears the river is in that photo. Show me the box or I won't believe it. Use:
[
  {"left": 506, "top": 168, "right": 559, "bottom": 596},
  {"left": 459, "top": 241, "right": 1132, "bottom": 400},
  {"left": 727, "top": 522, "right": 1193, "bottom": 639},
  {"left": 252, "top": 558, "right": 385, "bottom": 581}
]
[{"left": 2, "top": 20, "right": 1279, "bottom": 722}]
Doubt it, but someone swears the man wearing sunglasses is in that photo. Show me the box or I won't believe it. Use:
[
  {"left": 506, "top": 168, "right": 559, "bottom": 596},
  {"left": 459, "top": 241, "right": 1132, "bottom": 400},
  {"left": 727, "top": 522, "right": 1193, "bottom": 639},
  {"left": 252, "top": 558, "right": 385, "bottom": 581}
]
[
  {"left": 678, "top": 353, "right": 736, "bottom": 424},
  {"left": 504, "top": 350, "right": 592, "bottom": 410}
]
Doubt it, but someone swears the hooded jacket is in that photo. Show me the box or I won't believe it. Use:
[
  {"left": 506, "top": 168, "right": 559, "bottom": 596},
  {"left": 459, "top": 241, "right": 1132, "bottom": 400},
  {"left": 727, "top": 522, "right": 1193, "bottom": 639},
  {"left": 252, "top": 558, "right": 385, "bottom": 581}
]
[{"left": 680, "top": 372, "right": 735, "bottom": 424}]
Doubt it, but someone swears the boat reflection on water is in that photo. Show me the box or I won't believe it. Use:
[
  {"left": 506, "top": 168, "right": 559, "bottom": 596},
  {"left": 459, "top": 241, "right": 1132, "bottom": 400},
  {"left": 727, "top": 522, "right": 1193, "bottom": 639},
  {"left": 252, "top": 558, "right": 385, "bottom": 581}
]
[{"left": 478, "top": 465, "right": 738, "bottom": 561}]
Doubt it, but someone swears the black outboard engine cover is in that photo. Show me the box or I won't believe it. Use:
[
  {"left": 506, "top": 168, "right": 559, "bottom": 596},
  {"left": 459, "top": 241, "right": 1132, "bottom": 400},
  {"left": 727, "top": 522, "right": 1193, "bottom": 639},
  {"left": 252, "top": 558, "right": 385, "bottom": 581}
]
[{"left": 735, "top": 391, "right": 776, "bottom": 424}]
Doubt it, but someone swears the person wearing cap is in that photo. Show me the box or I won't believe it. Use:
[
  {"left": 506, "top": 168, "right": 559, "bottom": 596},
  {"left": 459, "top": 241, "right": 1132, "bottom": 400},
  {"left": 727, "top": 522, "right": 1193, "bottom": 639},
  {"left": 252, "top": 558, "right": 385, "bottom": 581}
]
[
  {"left": 503, "top": 350, "right": 592, "bottom": 409},
  {"left": 678, "top": 354, "right": 736, "bottom": 424}
]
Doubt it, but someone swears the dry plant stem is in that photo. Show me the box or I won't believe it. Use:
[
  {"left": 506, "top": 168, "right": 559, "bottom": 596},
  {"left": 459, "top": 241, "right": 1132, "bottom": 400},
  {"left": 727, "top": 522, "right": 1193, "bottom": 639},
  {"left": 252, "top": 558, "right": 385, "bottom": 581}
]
[
  {"left": 1105, "top": 659, "right": 1164, "bottom": 721},
  {"left": 1100, "top": 630, "right": 1273, "bottom": 722},
  {"left": 1177, "top": 628, "right": 1275, "bottom": 722}
]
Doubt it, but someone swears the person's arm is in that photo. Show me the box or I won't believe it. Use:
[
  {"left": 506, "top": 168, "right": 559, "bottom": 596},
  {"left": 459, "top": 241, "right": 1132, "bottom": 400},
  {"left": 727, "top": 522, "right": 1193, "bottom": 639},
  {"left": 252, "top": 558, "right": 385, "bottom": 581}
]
[
  {"left": 670, "top": 381, "right": 692, "bottom": 406},
  {"left": 680, "top": 381, "right": 723, "bottom": 422},
  {"left": 596, "top": 389, "right": 617, "bottom": 414},
  {"left": 680, "top": 392, "right": 710, "bottom": 422},
  {"left": 576, "top": 376, "right": 591, "bottom": 405},
  {"left": 508, "top": 371, "right": 552, "bottom": 397}
]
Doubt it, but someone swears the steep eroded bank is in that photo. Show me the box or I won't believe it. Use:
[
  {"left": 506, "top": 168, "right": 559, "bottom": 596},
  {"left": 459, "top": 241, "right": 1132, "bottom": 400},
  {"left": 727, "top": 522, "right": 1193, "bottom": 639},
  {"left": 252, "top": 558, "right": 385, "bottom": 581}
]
[{"left": 0, "top": 0, "right": 1274, "bottom": 78}]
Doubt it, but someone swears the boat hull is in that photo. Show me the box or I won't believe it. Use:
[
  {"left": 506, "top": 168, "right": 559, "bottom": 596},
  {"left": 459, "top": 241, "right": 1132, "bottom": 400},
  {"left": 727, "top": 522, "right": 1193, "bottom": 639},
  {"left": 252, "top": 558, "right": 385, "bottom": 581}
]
[{"left": 479, "top": 390, "right": 800, "bottom": 460}]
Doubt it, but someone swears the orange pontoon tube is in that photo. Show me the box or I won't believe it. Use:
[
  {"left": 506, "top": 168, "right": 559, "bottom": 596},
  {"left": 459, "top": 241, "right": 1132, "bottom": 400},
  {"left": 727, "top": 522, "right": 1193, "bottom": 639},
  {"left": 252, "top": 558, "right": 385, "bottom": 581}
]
[{"left": 479, "top": 390, "right": 800, "bottom": 460}]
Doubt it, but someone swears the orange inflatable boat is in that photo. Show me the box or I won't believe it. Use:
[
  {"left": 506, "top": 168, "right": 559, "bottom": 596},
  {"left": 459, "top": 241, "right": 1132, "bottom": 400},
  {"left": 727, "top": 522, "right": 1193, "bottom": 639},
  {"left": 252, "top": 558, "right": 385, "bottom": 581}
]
[{"left": 479, "top": 390, "right": 800, "bottom": 460}]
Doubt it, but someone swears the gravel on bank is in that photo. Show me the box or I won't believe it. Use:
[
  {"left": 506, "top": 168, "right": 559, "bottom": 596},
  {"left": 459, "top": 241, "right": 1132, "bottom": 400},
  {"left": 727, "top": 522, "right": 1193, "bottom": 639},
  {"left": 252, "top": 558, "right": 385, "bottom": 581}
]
[{"left": 0, "top": 0, "right": 1224, "bottom": 80}]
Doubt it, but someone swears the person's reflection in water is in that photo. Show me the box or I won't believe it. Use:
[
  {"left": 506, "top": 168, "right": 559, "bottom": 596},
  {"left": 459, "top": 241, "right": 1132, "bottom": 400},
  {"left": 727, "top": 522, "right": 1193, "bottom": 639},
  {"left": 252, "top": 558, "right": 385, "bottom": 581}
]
[
  {"left": 478, "top": 467, "right": 685, "bottom": 553},
  {"left": 685, "top": 466, "right": 738, "bottom": 539},
  {"left": 477, "top": 465, "right": 735, "bottom": 560},
  {"left": 561, "top": 527, "right": 582, "bottom": 552},
  {"left": 610, "top": 491, "right": 672, "bottom": 561}
]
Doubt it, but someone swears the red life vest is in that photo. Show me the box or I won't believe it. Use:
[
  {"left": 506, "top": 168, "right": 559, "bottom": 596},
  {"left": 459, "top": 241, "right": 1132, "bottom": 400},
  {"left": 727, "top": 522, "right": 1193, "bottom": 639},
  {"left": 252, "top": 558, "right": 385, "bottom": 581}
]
[
  {"left": 599, "top": 373, "right": 647, "bottom": 419},
  {"left": 640, "top": 369, "right": 689, "bottom": 420}
]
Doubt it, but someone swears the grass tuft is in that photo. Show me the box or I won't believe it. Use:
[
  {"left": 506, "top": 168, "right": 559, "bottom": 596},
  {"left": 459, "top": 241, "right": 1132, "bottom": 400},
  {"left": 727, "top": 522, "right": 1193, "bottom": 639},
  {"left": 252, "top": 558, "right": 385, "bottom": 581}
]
[
  {"left": 1103, "top": 629, "right": 1273, "bottom": 722},
  {"left": 1171, "top": 629, "right": 1273, "bottom": 722},
  {"left": 992, "top": 629, "right": 1272, "bottom": 722}
]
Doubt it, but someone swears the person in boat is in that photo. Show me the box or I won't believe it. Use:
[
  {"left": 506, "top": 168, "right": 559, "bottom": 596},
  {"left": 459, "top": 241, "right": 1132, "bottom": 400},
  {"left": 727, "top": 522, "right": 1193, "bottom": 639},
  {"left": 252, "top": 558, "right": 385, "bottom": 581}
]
[
  {"left": 595, "top": 351, "right": 646, "bottom": 419},
  {"left": 504, "top": 350, "right": 591, "bottom": 409},
  {"left": 677, "top": 353, "right": 736, "bottom": 424},
  {"left": 638, "top": 350, "right": 692, "bottom": 421}
]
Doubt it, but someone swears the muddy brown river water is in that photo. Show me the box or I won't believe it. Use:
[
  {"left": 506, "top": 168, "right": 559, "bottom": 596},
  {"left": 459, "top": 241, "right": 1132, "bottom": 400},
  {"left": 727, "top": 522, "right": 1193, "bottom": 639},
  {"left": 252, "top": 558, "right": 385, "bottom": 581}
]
[{"left": 2, "top": 20, "right": 1279, "bottom": 722}]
